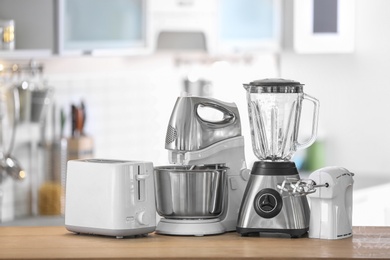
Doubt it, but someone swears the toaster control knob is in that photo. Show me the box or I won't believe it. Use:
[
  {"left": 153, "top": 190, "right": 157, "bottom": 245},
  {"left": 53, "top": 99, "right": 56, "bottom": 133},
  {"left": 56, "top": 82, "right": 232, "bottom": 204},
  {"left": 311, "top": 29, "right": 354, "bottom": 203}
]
[
  {"left": 136, "top": 211, "right": 150, "bottom": 225},
  {"left": 254, "top": 188, "right": 283, "bottom": 219}
]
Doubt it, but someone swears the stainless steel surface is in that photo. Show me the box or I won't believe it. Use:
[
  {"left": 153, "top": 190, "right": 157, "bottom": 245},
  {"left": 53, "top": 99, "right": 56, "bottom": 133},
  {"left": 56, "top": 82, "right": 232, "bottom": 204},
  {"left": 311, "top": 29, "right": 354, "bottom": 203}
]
[
  {"left": 277, "top": 178, "right": 321, "bottom": 196},
  {"left": 244, "top": 78, "right": 303, "bottom": 93},
  {"left": 0, "top": 87, "right": 25, "bottom": 182},
  {"left": 165, "top": 96, "right": 241, "bottom": 152},
  {"left": 31, "top": 88, "right": 50, "bottom": 123},
  {"left": 1, "top": 156, "right": 24, "bottom": 180},
  {"left": 237, "top": 174, "right": 310, "bottom": 232},
  {"left": 154, "top": 164, "right": 228, "bottom": 219}
]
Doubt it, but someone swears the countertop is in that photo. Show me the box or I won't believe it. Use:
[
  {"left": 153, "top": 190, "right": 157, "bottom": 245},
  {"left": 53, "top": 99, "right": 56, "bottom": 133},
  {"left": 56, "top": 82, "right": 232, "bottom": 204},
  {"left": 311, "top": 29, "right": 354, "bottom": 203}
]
[{"left": 0, "top": 226, "right": 390, "bottom": 259}]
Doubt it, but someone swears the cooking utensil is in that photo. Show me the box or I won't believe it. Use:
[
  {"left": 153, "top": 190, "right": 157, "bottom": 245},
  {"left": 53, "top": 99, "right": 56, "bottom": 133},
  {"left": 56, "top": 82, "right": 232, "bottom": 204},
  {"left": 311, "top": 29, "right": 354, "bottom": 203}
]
[
  {"left": 31, "top": 88, "right": 50, "bottom": 123},
  {"left": 80, "top": 101, "right": 86, "bottom": 135},
  {"left": 1, "top": 156, "right": 24, "bottom": 180},
  {"left": 0, "top": 87, "right": 25, "bottom": 181},
  {"left": 60, "top": 108, "right": 66, "bottom": 137},
  {"left": 71, "top": 104, "right": 76, "bottom": 137},
  {"left": 71, "top": 102, "right": 86, "bottom": 137}
]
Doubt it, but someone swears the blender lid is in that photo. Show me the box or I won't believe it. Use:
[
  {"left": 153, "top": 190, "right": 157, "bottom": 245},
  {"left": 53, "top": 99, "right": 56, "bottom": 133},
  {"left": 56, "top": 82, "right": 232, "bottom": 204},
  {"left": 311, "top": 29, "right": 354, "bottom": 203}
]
[{"left": 244, "top": 78, "right": 304, "bottom": 93}]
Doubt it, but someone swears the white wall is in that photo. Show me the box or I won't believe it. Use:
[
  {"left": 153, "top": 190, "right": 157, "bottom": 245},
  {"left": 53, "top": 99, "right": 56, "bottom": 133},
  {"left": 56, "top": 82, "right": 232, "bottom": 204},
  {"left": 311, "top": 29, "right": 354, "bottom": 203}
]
[
  {"left": 38, "top": 53, "right": 278, "bottom": 167},
  {"left": 281, "top": 0, "right": 390, "bottom": 176}
]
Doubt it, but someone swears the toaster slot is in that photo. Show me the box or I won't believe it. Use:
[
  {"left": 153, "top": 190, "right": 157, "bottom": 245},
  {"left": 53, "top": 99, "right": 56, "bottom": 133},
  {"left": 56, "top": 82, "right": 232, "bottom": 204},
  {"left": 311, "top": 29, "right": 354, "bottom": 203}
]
[{"left": 137, "top": 165, "right": 145, "bottom": 202}]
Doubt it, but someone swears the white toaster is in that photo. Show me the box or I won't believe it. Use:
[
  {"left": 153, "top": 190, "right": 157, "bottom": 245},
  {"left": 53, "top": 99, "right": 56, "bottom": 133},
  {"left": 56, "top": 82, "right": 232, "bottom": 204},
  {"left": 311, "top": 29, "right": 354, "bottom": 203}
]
[{"left": 65, "top": 159, "right": 156, "bottom": 238}]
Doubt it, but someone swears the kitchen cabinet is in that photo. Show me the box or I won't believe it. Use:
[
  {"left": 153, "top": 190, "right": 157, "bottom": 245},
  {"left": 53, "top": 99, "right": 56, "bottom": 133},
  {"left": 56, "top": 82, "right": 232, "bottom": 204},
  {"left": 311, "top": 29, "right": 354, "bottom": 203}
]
[
  {"left": 0, "top": 0, "right": 150, "bottom": 57},
  {"left": 217, "top": 0, "right": 281, "bottom": 53},
  {"left": 0, "top": 226, "right": 389, "bottom": 259},
  {"left": 58, "top": 0, "right": 281, "bottom": 54},
  {"left": 0, "top": 0, "right": 281, "bottom": 58},
  {"left": 56, "top": 0, "right": 151, "bottom": 56},
  {"left": 0, "top": 0, "right": 53, "bottom": 59},
  {"left": 151, "top": 0, "right": 281, "bottom": 53}
]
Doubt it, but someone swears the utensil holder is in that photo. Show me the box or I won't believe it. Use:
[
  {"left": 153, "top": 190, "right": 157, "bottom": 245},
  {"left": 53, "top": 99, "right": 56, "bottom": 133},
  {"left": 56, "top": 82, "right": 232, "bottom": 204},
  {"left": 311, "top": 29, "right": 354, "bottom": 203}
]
[
  {"left": 31, "top": 89, "right": 50, "bottom": 123},
  {"left": 38, "top": 138, "right": 68, "bottom": 216},
  {"left": 67, "top": 136, "right": 94, "bottom": 161}
]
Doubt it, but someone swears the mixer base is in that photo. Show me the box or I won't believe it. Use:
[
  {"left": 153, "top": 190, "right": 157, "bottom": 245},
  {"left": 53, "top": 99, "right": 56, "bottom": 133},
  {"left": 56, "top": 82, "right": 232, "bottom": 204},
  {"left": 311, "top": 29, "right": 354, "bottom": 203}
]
[{"left": 156, "top": 218, "right": 226, "bottom": 236}]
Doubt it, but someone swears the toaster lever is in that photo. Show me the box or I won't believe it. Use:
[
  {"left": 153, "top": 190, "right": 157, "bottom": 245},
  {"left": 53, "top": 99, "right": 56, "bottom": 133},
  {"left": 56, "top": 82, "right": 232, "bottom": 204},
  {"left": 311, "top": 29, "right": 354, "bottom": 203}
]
[{"left": 136, "top": 174, "right": 149, "bottom": 180}]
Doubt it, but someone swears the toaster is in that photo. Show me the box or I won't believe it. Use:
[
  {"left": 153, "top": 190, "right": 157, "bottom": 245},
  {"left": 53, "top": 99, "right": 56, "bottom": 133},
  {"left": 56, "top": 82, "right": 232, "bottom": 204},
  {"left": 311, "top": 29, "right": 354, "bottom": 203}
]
[{"left": 65, "top": 159, "right": 156, "bottom": 238}]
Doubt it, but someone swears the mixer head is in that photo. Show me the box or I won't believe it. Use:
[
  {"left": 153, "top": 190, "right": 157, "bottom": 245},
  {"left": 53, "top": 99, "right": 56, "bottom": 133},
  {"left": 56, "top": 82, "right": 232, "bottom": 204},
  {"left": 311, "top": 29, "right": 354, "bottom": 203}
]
[{"left": 165, "top": 97, "right": 242, "bottom": 160}]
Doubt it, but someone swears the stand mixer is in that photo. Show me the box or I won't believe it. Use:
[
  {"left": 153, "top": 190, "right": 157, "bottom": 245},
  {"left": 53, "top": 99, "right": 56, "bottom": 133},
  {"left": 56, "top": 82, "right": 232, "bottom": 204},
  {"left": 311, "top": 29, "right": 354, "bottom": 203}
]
[
  {"left": 154, "top": 96, "right": 249, "bottom": 236},
  {"left": 237, "top": 78, "right": 320, "bottom": 237}
]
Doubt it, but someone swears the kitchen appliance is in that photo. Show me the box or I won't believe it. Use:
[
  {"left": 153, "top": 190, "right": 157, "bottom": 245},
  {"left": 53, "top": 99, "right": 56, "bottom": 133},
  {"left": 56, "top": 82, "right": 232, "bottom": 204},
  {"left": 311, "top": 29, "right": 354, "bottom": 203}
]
[
  {"left": 308, "top": 166, "right": 354, "bottom": 239},
  {"left": 65, "top": 159, "right": 156, "bottom": 238},
  {"left": 155, "top": 96, "right": 249, "bottom": 236},
  {"left": 237, "top": 78, "right": 320, "bottom": 237}
]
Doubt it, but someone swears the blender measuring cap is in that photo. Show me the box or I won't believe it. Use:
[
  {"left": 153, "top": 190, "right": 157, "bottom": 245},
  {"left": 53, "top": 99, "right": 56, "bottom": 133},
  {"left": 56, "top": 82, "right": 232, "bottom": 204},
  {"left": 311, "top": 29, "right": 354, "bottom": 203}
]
[{"left": 244, "top": 78, "right": 304, "bottom": 93}]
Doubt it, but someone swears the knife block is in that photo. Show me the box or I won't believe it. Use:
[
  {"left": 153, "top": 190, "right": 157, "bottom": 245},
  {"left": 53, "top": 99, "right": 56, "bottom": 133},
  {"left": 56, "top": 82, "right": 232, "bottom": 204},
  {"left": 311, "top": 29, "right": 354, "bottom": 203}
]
[{"left": 67, "top": 136, "right": 94, "bottom": 160}]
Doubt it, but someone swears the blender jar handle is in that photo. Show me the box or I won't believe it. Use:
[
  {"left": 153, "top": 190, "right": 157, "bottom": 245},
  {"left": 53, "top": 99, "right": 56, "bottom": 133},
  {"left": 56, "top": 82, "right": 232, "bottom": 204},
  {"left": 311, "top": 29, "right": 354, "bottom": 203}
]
[{"left": 296, "top": 93, "right": 320, "bottom": 151}]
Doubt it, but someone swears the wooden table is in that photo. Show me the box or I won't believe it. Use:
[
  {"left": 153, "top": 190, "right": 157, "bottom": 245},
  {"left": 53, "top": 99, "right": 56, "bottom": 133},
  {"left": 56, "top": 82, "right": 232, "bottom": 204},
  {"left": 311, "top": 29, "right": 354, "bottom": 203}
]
[{"left": 0, "top": 226, "right": 389, "bottom": 259}]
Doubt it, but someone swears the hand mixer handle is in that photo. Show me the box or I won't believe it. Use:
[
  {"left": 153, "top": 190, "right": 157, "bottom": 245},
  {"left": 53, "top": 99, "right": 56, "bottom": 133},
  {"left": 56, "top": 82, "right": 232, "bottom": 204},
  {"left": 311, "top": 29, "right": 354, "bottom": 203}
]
[
  {"left": 296, "top": 93, "right": 320, "bottom": 151},
  {"left": 195, "top": 99, "right": 236, "bottom": 127}
]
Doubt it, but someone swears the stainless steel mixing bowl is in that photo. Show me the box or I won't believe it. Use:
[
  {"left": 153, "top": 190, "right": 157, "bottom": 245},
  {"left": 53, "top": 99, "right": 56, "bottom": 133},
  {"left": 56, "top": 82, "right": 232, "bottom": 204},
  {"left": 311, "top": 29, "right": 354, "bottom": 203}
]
[{"left": 154, "top": 164, "right": 228, "bottom": 219}]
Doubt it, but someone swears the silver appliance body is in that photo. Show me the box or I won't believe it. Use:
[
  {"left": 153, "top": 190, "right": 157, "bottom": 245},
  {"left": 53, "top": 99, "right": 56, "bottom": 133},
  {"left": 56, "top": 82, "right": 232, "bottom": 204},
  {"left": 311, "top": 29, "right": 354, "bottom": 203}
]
[
  {"left": 156, "top": 96, "right": 249, "bottom": 236},
  {"left": 154, "top": 164, "right": 228, "bottom": 219},
  {"left": 237, "top": 161, "right": 310, "bottom": 237},
  {"left": 165, "top": 96, "right": 241, "bottom": 154},
  {"left": 237, "top": 79, "right": 319, "bottom": 237}
]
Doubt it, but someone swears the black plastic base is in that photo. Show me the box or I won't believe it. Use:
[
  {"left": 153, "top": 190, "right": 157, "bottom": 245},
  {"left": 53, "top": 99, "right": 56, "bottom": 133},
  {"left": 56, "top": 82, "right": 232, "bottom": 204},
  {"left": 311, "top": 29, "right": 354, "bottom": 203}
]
[
  {"left": 251, "top": 161, "right": 299, "bottom": 176},
  {"left": 236, "top": 227, "right": 308, "bottom": 238}
]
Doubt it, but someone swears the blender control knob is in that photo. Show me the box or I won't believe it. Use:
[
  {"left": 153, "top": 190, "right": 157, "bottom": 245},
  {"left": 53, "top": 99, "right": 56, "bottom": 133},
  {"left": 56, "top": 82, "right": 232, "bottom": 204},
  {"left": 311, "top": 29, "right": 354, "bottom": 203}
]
[
  {"left": 254, "top": 188, "right": 283, "bottom": 218},
  {"left": 136, "top": 211, "right": 150, "bottom": 225}
]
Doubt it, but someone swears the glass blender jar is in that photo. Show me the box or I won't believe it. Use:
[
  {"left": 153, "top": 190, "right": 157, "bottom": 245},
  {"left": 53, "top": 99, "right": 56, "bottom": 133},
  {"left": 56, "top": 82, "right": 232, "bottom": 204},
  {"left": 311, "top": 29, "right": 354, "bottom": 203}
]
[
  {"left": 237, "top": 78, "right": 320, "bottom": 237},
  {"left": 245, "top": 78, "right": 319, "bottom": 161}
]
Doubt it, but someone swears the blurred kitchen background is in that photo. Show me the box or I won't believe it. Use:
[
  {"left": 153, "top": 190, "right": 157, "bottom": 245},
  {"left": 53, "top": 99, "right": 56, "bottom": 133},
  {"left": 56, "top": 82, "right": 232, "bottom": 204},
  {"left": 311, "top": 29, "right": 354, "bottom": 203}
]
[{"left": 0, "top": 0, "right": 388, "bottom": 226}]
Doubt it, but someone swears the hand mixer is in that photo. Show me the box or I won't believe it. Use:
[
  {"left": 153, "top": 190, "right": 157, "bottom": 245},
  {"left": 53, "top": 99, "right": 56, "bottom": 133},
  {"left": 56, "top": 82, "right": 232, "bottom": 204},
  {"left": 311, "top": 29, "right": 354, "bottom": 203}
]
[
  {"left": 276, "top": 166, "right": 355, "bottom": 239},
  {"left": 154, "top": 96, "right": 249, "bottom": 236},
  {"left": 308, "top": 166, "right": 354, "bottom": 239}
]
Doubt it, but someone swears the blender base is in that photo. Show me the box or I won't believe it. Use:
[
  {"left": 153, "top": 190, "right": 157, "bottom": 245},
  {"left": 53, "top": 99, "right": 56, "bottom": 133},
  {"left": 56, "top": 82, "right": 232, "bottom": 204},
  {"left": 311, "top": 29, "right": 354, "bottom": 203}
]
[
  {"left": 156, "top": 218, "right": 225, "bottom": 236},
  {"left": 237, "top": 227, "right": 308, "bottom": 238},
  {"left": 236, "top": 161, "right": 310, "bottom": 239}
]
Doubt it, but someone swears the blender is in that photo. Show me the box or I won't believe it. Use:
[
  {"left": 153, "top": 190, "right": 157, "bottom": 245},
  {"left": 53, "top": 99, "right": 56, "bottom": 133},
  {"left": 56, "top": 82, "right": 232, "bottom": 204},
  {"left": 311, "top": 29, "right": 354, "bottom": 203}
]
[
  {"left": 237, "top": 78, "right": 320, "bottom": 237},
  {"left": 154, "top": 96, "right": 249, "bottom": 236}
]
